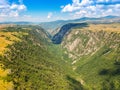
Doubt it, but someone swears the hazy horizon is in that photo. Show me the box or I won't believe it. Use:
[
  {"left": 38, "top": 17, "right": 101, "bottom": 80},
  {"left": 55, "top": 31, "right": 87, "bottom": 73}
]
[{"left": 0, "top": 0, "right": 120, "bottom": 22}]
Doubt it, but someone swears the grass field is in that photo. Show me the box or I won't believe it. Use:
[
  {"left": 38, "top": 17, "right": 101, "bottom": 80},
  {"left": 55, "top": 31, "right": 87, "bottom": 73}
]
[{"left": 81, "top": 23, "right": 120, "bottom": 33}]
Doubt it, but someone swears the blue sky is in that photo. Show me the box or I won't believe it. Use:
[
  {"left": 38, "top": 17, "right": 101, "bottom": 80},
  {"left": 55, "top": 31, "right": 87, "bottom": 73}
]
[{"left": 0, "top": 0, "right": 120, "bottom": 22}]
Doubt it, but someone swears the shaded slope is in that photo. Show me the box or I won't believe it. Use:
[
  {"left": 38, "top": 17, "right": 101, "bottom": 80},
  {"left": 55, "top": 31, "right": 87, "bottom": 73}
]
[{"left": 52, "top": 23, "right": 88, "bottom": 44}]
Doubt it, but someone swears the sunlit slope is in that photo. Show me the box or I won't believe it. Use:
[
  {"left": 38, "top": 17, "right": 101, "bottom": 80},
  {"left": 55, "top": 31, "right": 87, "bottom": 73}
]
[
  {"left": 0, "top": 25, "right": 28, "bottom": 90},
  {"left": 61, "top": 23, "right": 120, "bottom": 89},
  {"left": 81, "top": 23, "right": 120, "bottom": 33},
  {"left": 62, "top": 23, "right": 120, "bottom": 59},
  {"left": 0, "top": 25, "right": 83, "bottom": 90},
  {"left": 0, "top": 64, "right": 13, "bottom": 90}
]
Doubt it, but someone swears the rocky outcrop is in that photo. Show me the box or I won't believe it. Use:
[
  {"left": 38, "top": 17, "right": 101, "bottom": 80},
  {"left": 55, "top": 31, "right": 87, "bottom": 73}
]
[
  {"left": 52, "top": 23, "right": 88, "bottom": 44},
  {"left": 61, "top": 24, "right": 120, "bottom": 60}
]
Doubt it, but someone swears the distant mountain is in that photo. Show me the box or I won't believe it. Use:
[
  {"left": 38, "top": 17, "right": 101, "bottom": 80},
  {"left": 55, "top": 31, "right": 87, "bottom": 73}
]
[
  {"left": 0, "top": 21, "right": 39, "bottom": 25},
  {"left": 39, "top": 15, "right": 120, "bottom": 33},
  {"left": 39, "top": 20, "right": 68, "bottom": 34},
  {"left": 73, "top": 15, "right": 119, "bottom": 21},
  {"left": 102, "top": 15, "right": 119, "bottom": 19}
]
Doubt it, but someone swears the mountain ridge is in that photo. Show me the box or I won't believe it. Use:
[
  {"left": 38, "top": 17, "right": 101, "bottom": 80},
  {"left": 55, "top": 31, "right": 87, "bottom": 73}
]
[{"left": 39, "top": 15, "right": 120, "bottom": 33}]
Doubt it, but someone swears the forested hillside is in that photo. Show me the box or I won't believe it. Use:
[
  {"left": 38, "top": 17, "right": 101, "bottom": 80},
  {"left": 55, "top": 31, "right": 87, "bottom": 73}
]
[
  {"left": 59, "top": 23, "right": 120, "bottom": 89},
  {"left": 0, "top": 25, "right": 84, "bottom": 90},
  {"left": 0, "top": 23, "right": 120, "bottom": 90}
]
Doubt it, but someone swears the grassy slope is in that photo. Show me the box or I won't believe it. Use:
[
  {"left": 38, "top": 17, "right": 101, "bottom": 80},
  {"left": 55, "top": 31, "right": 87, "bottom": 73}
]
[
  {"left": 62, "top": 23, "right": 120, "bottom": 90},
  {"left": 0, "top": 25, "right": 28, "bottom": 90},
  {"left": 0, "top": 25, "right": 83, "bottom": 90},
  {"left": 76, "top": 46, "right": 120, "bottom": 89}
]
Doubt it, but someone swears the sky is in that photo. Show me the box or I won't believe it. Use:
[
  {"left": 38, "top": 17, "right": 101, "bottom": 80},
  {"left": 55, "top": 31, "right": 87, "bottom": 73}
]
[{"left": 0, "top": 0, "right": 120, "bottom": 22}]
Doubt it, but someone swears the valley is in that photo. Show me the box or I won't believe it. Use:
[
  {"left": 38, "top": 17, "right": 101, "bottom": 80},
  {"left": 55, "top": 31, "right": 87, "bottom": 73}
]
[
  {"left": 0, "top": 0, "right": 120, "bottom": 89},
  {"left": 0, "top": 22, "right": 120, "bottom": 90}
]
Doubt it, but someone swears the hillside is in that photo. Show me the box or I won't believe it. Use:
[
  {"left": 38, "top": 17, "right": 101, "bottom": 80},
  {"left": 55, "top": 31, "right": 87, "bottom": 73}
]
[
  {"left": 59, "top": 23, "right": 120, "bottom": 89},
  {"left": 52, "top": 23, "right": 88, "bottom": 44},
  {"left": 0, "top": 25, "right": 28, "bottom": 90},
  {"left": 0, "top": 23, "right": 120, "bottom": 90},
  {"left": 0, "top": 25, "right": 84, "bottom": 90}
]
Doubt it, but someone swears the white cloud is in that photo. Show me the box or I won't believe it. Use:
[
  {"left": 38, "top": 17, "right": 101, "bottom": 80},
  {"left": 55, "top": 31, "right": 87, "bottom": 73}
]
[
  {"left": 61, "top": 0, "right": 93, "bottom": 12},
  {"left": 9, "top": 11, "right": 19, "bottom": 17},
  {"left": 18, "top": 4, "right": 26, "bottom": 10},
  {"left": 62, "top": 4, "right": 75, "bottom": 12},
  {"left": 47, "top": 12, "right": 53, "bottom": 19},
  {"left": 10, "top": 4, "right": 26, "bottom": 11},
  {"left": 10, "top": 4, "right": 18, "bottom": 9},
  {"left": 61, "top": 0, "right": 120, "bottom": 18},
  {"left": 0, "top": 0, "right": 27, "bottom": 19},
  {"left": 97, "top": 0, "right": 120, "bottom": 3}
]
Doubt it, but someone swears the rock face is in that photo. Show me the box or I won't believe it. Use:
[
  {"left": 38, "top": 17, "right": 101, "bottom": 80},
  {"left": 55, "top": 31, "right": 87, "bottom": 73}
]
[
  {"left": 52, "top": 23, "right": 88, "bottom": 44},
  {"left": 61, "top": 23, "right": 120, "bottom": 60},
  {"left": 60, "top": 23, "right": 120, "bottom": 89}
]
